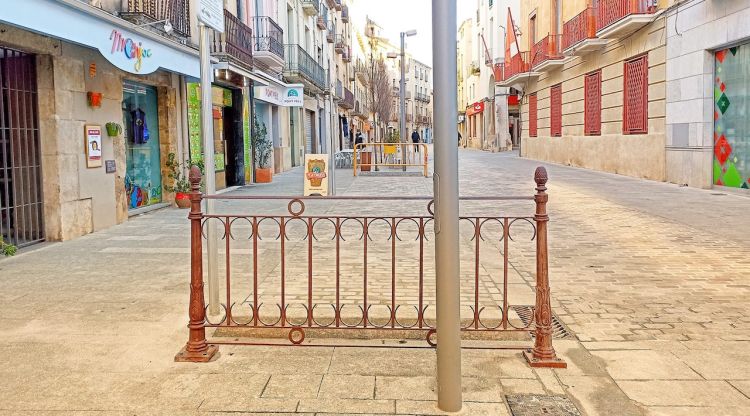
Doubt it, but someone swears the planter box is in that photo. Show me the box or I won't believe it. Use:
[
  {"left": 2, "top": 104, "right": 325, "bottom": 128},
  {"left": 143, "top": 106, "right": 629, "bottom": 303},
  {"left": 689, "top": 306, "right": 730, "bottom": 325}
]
[
  {"left": 175, "top": 192, "right": 191, "bottom": 209},
  {"left": 255, "top": 167, "right": 273, "bottom": 183}
]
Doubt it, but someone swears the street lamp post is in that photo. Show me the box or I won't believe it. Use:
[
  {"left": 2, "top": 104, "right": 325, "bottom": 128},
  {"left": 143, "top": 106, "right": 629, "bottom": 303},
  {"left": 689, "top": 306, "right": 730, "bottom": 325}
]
[
  {"left": 400, "top": 30, "right": 416, "bottom": 171},
  {"left": 432, "top": 0, "right": 462, "bottom": 412}
]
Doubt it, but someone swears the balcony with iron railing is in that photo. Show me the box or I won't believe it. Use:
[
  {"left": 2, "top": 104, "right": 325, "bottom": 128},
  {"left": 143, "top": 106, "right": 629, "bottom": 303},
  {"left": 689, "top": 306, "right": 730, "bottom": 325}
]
[
  {"left": 324, "top": 0, "right": 336, "bottom": 8},
  {"left": 497, "top": 51, "right": 541, "bottom": 87},
  {"left": 597, "top": 0, "right": 659, "bottom": 39},
  {"left": 342, "top": 46, "right": 352, "bottom": 63},
  {"left": 406, "top": 114, "right": 413, "bottom": 122},
  {"left": 341, "top": 87, "right": 355, "bottom": 110},
  {"left": 249, "top": 16, "right": 284, "bottom": 67},
  {"left": 326, "top": 21, "right": 336, "bottom": 43},
  {"left": 335, "top": 35, "right": 346, "bottom": 54},
  {"left": 284, "top": 44, "right": 326, "bottom": 92},
  {"left": 561, "top": 7, "right": 610, "bottom": 56},
  {"left": 334, "top": 0, "right": 343, "bottom": 11},
  {"left": 341, "top": 5, "right": 349, "bottom": 23},
  {"left": 120, "top": 0, "right": 191, "bottom": 37},
  {"left": 317, "top": 3, "right": 328, "bottom": 29},
  {"left": 355, "top": 59, "right": 369, "bottom": 84},
  {"left": 335, "top": 79, "right": 344, "bottom": 100},
  {"left": 300, "top": 0, "right": 320, "bottom": 16},
  {"left": 210, "top": 10, "right": 253, "bottom": 71},
  {"left": 530, "top": 34, "right": 564, "bottom": 71}
]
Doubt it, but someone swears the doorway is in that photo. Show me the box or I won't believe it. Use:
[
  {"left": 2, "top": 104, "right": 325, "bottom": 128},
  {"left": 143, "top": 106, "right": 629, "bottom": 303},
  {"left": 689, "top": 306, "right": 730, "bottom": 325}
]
[
  {"left": 0, "top": 47, "right": 44, "bottom": 248},
  {"left": 123, "top": 81, "right": 161, "bottom": 210}
]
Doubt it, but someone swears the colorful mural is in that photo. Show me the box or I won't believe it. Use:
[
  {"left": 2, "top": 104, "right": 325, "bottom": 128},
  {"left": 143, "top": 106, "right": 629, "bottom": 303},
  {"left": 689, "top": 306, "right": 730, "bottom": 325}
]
[{"left": 714, "top": 44, "right": 750, "bottom": 189}]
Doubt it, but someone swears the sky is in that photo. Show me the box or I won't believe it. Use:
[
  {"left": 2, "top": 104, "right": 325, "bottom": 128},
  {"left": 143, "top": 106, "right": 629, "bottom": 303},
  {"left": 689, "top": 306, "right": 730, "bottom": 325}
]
[{"left": 350, "top": 0, "right": 476, "bottom": 66}]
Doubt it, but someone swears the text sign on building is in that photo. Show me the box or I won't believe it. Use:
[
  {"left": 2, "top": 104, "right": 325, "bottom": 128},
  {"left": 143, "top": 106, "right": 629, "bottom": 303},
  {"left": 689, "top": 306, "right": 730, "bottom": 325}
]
[
  {"left": 198, "top": 0, "right": 225, "bottom": 33},
  {"left": 466, "top": 101, "right": 485, "bottom": 117},
  {"left": 254, "top": 85, "right": 304, "bottom": 107}
]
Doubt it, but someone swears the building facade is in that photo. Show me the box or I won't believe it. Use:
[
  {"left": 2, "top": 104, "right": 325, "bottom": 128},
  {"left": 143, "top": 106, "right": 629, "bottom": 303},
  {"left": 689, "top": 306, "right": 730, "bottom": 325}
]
[
  {"left": 500, "top": 0, "right": 671, "bottom": 181},
  {"left": 459, "top": 0, "right": 519, "bottom": 151}
]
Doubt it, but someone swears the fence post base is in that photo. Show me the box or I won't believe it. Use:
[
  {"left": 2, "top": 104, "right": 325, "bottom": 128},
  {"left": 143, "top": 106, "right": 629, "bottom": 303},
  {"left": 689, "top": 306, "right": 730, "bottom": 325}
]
[
  {"left": 175, "top": 344, "right": 218, "bottom": 363},
  {"left": 523, "top": 349, "right": 567, "bottom": 368}
]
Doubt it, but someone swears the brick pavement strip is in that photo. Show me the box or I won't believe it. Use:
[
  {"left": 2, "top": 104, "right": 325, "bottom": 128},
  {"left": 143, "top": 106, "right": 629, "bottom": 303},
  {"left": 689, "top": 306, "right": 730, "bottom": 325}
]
[{"left": 0, "top": 150, "right": 749, "bottom": 414}]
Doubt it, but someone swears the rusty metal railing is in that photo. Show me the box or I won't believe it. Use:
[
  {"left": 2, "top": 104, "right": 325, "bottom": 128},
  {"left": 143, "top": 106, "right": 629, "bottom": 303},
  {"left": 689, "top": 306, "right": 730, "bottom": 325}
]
[
  {"left": 353, "top": 143, "right": 429, "bottom": 177},
  {"left": 176, "top": 167, "right": 566, "bottom": 368}
]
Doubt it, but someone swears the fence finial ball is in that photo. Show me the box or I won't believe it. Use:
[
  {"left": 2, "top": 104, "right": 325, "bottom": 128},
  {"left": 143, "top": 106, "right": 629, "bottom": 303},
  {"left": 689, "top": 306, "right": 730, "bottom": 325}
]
[
  {"left": 534, "top": 166, "right": 548, "bottom": 186},
  {"left": 189, "top": 165, "right": 202, "bottom": 186}
]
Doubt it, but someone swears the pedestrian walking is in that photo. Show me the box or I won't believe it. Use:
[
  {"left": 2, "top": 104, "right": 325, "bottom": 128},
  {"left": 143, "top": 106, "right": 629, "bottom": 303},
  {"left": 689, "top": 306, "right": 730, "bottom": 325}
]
[
  {"left": 411, "top": 130, "right": 421, "bottom": 152},
  {"left": 458, "top": 131, "right": 462, "bottom": 146}
]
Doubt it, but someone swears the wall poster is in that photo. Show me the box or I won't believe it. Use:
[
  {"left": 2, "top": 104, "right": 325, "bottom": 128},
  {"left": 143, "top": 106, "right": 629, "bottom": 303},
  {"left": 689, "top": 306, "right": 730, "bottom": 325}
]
[{"left": 85, "top": 124, "right": 103, "bottom": 168}]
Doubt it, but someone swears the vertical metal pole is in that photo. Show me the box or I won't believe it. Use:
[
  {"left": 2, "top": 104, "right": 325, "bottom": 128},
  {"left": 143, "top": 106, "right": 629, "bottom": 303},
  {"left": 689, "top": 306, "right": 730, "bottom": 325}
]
[
  {"left": 432, "top": 0, "right": 462, "bottom": 411},
  {"left": 199, "top": 24, "right": 219, "bottom": 316},
  {"left": 399, "top": 32, "right": 407, "bottom": 171},
  {"left": 329, "top": 90, "right": 336, "bottom": 195}
]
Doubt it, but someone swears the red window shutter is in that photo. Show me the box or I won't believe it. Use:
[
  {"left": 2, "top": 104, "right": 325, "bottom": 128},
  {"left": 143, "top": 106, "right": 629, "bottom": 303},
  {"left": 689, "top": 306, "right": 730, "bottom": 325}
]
[
  {"left": 550, "top": 84, "right": 562, "bottom": 137},
  {"left": 623, "top": 55, "right": 648, "bottom": 134},
  {"left": 584, "top": 70, "right": 601, "bottom": 135},
  {"left": 529, "top": 93, "right": 538, "bottom": 137}
]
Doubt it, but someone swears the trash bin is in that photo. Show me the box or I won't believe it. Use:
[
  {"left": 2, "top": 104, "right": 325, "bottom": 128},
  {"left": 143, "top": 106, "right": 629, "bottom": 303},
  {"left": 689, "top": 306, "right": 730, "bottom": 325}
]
[{"left": 360, "top": 151, "right": 372, "bottom": 172}]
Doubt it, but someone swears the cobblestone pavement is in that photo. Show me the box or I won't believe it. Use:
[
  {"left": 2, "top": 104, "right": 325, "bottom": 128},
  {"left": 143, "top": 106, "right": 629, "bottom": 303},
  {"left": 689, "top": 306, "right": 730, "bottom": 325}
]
[{"left": 0, "top": 149, "right": 749, "bottom": 415}]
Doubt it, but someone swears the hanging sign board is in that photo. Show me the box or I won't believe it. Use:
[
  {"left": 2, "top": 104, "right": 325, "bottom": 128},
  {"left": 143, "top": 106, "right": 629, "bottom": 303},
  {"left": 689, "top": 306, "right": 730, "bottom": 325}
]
[
  {"left": 254, "top": 85, "right": 304, "bottom": 107},
  {"left": 303, "top": 154, "right": 330, "bottom": 196},
  {"left": 84, "top": 125, "right": 103, "bottom": 168},
  {"left": 198, "top": 0, "right": 225, "bottom": 33}
]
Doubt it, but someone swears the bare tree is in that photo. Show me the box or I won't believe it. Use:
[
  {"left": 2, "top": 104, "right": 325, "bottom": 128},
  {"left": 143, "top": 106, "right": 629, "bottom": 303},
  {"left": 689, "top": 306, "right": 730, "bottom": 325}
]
[{"left": 369, "top": 58, "right": 392, "bottom": 140}]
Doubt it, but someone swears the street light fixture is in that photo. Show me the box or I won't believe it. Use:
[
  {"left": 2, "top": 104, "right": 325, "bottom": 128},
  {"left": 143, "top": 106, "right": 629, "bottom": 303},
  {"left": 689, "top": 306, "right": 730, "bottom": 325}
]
[{"left": 399, "top": 30, "right": 417, "bottom": 171}]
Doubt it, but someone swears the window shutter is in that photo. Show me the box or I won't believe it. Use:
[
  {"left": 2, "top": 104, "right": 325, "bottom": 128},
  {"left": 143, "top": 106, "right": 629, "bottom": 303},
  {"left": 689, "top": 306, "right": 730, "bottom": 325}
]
[
  {"left": 529, "top": 93, "right": 538, "bottom": 137},
  {"left": 623, "top": 55, "right": 648, "bottom": 134},
  {"left": 584, "top": 70, "right": 601, "bottom": 135},
  {"left": 550, "top": 84, "right": 562, "bottom": 137}
]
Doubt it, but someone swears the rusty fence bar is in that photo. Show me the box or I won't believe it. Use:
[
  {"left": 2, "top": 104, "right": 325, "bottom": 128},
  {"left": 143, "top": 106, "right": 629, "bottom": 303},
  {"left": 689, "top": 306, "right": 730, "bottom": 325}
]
[{"left": 176, "top": 167, "right": 565, "bottom": 368}]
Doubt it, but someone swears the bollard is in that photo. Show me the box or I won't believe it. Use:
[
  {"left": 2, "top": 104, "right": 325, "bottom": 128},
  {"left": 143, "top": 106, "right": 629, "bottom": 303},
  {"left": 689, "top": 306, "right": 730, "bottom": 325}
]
[
  {"left": 175, "top": 166, "right": 218, "bottom": 363},
  {"left": 524, "top": 166, "right": 567, "bottom": 368}
]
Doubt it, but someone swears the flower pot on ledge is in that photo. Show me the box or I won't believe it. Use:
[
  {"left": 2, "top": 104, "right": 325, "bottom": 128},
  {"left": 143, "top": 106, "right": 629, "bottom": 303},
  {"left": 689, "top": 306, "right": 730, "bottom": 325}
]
[
  {"left": 255, "top": 167, "right": 273, "bottom": 183},
  {"left": 175, "top": 192, "right": 191, "bottom": 209}
]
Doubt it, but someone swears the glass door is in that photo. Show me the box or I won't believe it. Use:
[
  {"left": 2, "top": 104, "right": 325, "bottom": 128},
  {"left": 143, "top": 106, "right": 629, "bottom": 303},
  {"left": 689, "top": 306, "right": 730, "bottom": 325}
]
[{"left": 123, "top": 81, "right": 161, "bottom": 210}]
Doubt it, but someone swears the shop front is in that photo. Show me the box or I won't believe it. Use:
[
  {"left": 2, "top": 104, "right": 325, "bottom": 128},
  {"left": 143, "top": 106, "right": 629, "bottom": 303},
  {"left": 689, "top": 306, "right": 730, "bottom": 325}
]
[
  {"left": 253, "top": 81, "right": 304, "bottom": 175},
  {"left": 0, "top": 0, "right": 199, "bottom": 242},
  {"left": 714, "top": 43, "right": 750, "bottom": 190}
]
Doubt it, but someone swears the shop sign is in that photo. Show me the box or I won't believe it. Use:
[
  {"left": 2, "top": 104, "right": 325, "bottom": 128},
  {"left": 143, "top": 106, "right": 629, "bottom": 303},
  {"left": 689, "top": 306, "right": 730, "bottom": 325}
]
[
  {"left": 466, "top": 101, "right": 485, "bottom": 116},
  {"left": 109, "top": 30, "right": 152, "bottom": 73},
  {"left": 84, "top": 125, "right": 103, "bottom": 168},
  {"left": 255, "top": 85, "right": 304, "bottom": 107},
  {"left": 303, "top": 154, "right": 329, "bottom": 196},
  {"left": 198, "top": 0, "right": 225, "bottom": 33}
]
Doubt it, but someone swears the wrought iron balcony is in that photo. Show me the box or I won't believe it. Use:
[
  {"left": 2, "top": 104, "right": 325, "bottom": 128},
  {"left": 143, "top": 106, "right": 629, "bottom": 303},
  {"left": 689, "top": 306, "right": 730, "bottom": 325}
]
[
  {"left": 355, "top": 59, "right": 369, "bottom": 84},
  {"left": 249, "top": 16, "right": 284, "bottom": 63},
  {"left": 342, "top": 46, "right": 352, "bottom": 63},
  {"left": 121, "top": 0, "right": 190, "bottom": 37},
  {"left": 317, "top": 3, "right": 329, "bottom": 29},
  {"left": 335, "top": 35, "right": 346, "bottom": 54},
  {"left": 334, "top": 0, "right": 342, "bottom": 11},
  {"left": 341, "top": 5, "right": 349, "bottom": 23},
  {"left": 563, "top": 7, "right": 595, "bottom": 51},
  {"left": 284, "top": 44, "right": 326, "bottom": 92},
  {"left": 341, "top": 87, "right": 355, "bottom": 109},
  {"left": 324, "top": 0, "right": 336, "bottom": 8},
  {"left": 326, "top": 22, "right": 336, "bottom": 43},
  {"left": 530, "top": 34, "right": 564, "bottom": 71},
  {"left": 597, "top": 0, "right": 657, "bottom": 38},
  {"left": 335, "top": 79, "right": 344, "bottom": 100},
  {"left": 300, "top": 0, "right": 320, "bottom": 16},
  {"left": 210, "top": 10, "right": 253, "bottom": 70}
]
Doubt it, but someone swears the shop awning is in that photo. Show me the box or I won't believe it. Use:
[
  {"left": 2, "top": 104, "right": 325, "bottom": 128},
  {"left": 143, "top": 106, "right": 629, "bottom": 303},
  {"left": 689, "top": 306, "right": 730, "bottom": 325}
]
[{"left": 0, "top": 0, "right": 200, "bottom": 77}]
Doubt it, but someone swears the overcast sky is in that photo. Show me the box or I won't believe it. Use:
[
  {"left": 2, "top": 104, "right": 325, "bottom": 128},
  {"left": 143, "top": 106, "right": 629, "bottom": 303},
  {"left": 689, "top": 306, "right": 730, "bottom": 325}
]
[{"left": 350, "top": 0, "right": 475, "bottom": 66}]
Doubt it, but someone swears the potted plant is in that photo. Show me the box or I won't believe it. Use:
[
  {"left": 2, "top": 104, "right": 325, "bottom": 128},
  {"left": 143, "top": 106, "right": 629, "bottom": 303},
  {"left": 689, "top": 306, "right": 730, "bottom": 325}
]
[
  {"left": 253, "top": 115, "right": 273, "bottom": 183},
  {"left": 105, "top": 122, "right": 122, "bottom": 137},
  {"left": 164, "top": 153, "right": 192, "bottom": 209},
  {"left": 384, "top": 130, "right": 399, "bottom": 155},
  {"left": 1, "top": 236, "right": 16, "bottom": 257}
]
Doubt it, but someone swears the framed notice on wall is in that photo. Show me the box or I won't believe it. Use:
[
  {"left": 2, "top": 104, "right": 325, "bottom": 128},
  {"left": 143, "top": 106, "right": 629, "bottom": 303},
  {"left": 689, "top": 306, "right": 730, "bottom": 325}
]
[
  {"left": 303, "top": 154, "right": 329, "bottom": 196},
  {"left": 85, "top": 125, "right": 103, "bottom": 168}
]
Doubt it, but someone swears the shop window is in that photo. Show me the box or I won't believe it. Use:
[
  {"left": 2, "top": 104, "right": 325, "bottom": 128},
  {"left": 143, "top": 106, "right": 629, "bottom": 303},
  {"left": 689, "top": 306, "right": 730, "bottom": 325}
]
[
  {"left": 529, "top": 93, "right": 538, "bottom": 137},
  {"left": 584, "top": 70, "right": 601, "bottom": 135},
  {"left": 550, "top": 84, "right": 562, "bottom": 137},
  {"left": 623, "top": 55, "right": 648, "bottom": 134}
]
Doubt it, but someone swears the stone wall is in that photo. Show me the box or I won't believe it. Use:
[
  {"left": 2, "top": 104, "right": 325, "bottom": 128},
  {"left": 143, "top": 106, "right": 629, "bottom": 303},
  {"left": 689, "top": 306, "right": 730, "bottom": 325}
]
[
  {"left": 520, "top": 18, "right": 668, "bottom": 182},
  {"left": 665, "top": 1, "right": 750, "bottom": 189}
]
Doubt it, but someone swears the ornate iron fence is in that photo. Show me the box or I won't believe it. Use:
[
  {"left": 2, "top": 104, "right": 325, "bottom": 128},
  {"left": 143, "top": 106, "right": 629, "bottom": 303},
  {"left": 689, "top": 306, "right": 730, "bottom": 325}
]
[
  {"left": 176, "top": 167, "right": 566, "bottom": 369},
  {"left": 124, "top": 0, "right": 191, "bottom": 37},
  {"left": 249, "top": 16, "right": 284, "bottom": 60}
]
